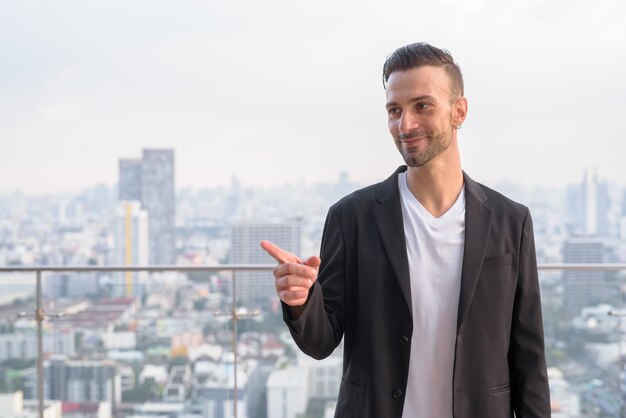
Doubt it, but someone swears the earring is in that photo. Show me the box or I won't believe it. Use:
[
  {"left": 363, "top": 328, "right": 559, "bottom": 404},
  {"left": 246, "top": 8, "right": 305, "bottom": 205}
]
[{"left": 456, "top": 124, "right": 462, "bottom": 129}]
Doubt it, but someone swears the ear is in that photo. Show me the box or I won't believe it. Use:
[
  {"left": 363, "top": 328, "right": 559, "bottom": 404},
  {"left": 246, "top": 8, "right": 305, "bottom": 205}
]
[{"left": 453, "top": 96, "right": 468, "bottom": 127}]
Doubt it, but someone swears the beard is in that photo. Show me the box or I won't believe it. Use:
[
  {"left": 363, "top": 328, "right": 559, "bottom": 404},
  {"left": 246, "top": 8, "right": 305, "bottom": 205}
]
[{"left": 397, "top": 120, "right": 455, "bottom": 167}]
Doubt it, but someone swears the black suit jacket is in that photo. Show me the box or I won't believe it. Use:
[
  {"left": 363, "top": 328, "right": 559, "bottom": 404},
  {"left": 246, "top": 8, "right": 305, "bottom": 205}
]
[{"left": 283, "top": 166, "right": 550, "bottom": 417}]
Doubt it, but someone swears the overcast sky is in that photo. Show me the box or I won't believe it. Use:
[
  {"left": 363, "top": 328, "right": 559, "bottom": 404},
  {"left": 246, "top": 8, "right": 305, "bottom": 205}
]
[{"left": 1, "top": 0, "right": 625, "bottom": 194}]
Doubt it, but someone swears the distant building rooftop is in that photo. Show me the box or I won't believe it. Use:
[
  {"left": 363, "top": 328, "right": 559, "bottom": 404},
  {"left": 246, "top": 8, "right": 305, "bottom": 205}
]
[{"left": 267, "top": 366, "right": 309, "bottom": 389}]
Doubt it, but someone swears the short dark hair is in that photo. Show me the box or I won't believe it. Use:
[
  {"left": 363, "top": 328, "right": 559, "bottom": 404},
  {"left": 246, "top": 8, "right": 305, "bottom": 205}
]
[{"left": 382, "top": 42, "right": 464, "bottom": 99}]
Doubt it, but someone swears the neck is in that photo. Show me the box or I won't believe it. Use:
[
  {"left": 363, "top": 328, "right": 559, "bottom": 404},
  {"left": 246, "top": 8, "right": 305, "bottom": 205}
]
[{"left": 405, "top": 140, "right": 464, "bottom": 218}]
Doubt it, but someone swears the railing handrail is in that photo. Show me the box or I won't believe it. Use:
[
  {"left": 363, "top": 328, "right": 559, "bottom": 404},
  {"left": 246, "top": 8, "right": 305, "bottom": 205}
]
[
  {"left": 0, "top": 264, "right": 275, "bottom": 273},
  {"left": 0, "top": 263, "right": 625, "bottom": 273},
  {"left": 537, "top": 263, "right": 626, "bottom": 271}
]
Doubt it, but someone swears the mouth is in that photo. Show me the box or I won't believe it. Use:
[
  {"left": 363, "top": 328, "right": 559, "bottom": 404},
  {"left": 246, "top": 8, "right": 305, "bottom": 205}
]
[{"left": 401, "top": 135, "right": 427, "bottom": 146}]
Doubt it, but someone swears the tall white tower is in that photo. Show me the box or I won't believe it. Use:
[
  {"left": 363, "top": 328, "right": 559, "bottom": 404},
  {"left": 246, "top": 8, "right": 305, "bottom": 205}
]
[{"left": 583, "top": 168, "right": 598, "bottom": 236}]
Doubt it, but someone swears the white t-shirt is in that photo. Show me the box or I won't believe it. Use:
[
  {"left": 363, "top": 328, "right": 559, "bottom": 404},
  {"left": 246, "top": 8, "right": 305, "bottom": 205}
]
[{"left": 398, "top": 172, "right": 465, "bottom": 418}]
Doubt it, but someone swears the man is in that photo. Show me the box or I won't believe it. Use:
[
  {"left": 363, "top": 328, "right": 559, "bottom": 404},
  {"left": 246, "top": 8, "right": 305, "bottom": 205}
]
[{"left": 261, "top": 43, "right": 550, "bottom": 417}]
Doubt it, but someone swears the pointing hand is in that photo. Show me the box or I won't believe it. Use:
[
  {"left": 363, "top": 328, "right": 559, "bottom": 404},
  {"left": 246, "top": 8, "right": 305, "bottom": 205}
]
[{"left": 260, "top": 240, "right": 320, "bottom": 308}]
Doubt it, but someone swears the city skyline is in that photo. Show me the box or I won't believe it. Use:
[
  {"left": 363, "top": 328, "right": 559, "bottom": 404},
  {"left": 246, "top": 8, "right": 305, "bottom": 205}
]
[
  {"left": 1, "top": 133, "right": 625, "bottom": 415},
  {"left": 1, "top": 1, "right": 625, "bottom": 194},
  {"left": 0, "top": 163, "right": 620, "bottom": 199}
]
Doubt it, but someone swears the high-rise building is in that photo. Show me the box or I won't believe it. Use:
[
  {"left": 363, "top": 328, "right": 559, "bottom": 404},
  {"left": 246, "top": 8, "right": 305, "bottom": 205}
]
[
  {"left": 118, "top": 159, "right": 142, "bottom": 201},
  {"left": 117, "top": 149, "right": 175, "bottom": 265},
  {"left": 141, "top": 149, "right": 176, "bottom": 264},
  {"left": 595, "top": 182, "right": 611, "bottom": 237},
  {"left": 582, "top": 168, "right": 612, "bottom": 236},
  {"left": 567, "top": 168, "right": 612, "bottom": 237},
  {"left": 563, "top": 237, "right": 618, "bottom": 315},
  {"left": 620, "top": 190, "right": 626, "bottom": 240},
  {"left": 230, "top": 221, "right": 301, "bottom": 309},
  {"left": 582, "top": 169, "right": 599, "bottom": 235},
  {"left": 39, "top": 358, "right": 121, "bottom": 410},
  {"left": 113, "top": 201, "right": 149, "bottom": 297}
]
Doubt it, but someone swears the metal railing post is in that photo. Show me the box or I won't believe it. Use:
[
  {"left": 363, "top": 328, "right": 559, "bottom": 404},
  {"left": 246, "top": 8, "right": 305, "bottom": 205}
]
[
  {"left": 36, "top": 270, "right": 44, "bottom": 418},
  {"left": 609, "top": 309, "right": 626, "bottom": 418},
  {"left": 232, "top": 270, "right": 238, "bottom": 418},
  {"left": 213, "top": 270, "right": 260, "bottom": 418}
]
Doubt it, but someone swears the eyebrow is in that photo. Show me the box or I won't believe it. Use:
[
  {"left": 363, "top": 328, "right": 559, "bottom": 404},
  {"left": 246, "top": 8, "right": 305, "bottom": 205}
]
[{"left": 386, "top": 95, "right": 438, "bottom": 109}]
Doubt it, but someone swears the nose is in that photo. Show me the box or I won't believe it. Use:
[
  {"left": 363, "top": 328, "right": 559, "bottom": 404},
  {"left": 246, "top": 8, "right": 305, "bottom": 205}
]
[{"left": 398, "top": 110, "right": 419, "bottom": 135}]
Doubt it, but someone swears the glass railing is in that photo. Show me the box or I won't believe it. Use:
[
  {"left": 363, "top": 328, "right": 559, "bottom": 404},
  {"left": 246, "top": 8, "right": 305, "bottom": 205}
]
[{"left": 0, "top": 264, "right": 624, "bottom": 418}]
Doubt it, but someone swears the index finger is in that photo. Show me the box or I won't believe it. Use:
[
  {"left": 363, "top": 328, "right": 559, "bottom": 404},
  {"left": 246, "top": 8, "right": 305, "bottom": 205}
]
[{"left": 260, "top": 240, "right": 302, "bottom": 264}]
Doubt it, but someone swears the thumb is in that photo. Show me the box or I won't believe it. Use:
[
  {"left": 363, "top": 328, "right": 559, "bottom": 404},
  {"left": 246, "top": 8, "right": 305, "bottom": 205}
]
[{"left": 304, "top": 255, "right": 321, "bottom": 270}]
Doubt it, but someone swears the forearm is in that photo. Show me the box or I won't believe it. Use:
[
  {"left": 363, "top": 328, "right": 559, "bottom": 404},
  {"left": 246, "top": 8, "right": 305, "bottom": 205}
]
[
  {"left": 282, "top": 282, "right": 344, "bottom": 360},
  {"left": 284, "top": 302, "right": 306, "bottom": 320}
]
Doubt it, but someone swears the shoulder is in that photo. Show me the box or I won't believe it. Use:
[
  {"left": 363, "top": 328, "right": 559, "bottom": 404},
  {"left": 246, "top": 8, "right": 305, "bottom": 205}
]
[
  {"left": 334, "top": 183, "right": 380, "bottom": 207},
  {"left": 328, "top": 166, "right": 404, "bottom": 216},
  {"left": 483, "top": 184, "right": 528, "bottom": 216},
  {"left": 465, "top": 174, "right": 530, "bottom": 223},
  {"left": 325, "top": 184, "right": 380, "bottom": 223}
]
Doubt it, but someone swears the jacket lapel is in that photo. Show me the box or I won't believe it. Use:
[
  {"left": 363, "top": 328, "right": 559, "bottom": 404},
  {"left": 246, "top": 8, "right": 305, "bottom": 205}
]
[
  {"left": 371, "top": 168, "right": 492, "bottom": 323},
  {"left": 457, "top": 172, "right": 492, "bottom": 332},
  {"left": 373, "top": 167, "right": 412, "bottom": 314}
]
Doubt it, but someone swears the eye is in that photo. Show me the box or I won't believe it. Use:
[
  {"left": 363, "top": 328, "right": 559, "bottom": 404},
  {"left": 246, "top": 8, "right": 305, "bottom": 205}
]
[
  {"left": 387, "top": 107, "right": 401, "bottom": 116},
  {"left": 417, "top": 103, "right": 430, "bottom": 110}
]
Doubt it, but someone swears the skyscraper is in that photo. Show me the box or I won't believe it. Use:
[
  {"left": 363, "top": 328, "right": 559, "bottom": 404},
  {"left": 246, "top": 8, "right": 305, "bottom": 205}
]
[
  {"left": 117, "top": 149, "right": 175, "bottom": 265},
  {"left": 563, "top": 236, "right": 618, "bottom": 315},
  {"left": 118, "top": 159, "right": 142, "bottom": 201},
  {"left": 567, "top": 168, "right": 612, "bottom": 237},
  {"left": 141, "top": 149, "right": 176, "bottom": 265},
  {"left": 231, "top": 221, "right": 301, "bottom": 309},
  {"left": 113, "top": 201, "right": 149, "bottom": 297},
  {"left": 43, "top": 358, "right": 121, "bottom": 409},
  {"left": 582, "top": 169, "right": 599, "bottom": 235},
  {"left": 620, "top": 190, "right": 626, "bottom": 240}
]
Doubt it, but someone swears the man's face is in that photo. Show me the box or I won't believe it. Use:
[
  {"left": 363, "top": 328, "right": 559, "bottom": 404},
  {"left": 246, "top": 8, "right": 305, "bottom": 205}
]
[{"left": 385, "top": 66, "right": 463, "bottom": 167}]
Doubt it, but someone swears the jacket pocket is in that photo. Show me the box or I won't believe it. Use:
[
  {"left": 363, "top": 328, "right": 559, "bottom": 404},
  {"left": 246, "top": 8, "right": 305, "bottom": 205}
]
[
  {"left": 491, "top": 382, "right": 511, "bottom": 394},
  {"left": 481, "top": 253, "right": 513, "bottom": 271}
]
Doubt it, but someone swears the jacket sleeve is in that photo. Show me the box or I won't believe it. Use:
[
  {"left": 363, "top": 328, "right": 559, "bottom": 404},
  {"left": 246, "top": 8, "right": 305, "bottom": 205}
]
[
  {"left": 281, "top": 203, "right": 346, "bottom": 360},
  {"left": 510, "top": 208, "right": 551, "bottom": 417}
]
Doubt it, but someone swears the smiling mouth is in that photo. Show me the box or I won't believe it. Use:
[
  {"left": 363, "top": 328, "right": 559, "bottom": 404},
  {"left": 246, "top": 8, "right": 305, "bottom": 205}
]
[
  {"left": 401, "top": 136, "right": 427, "bottom": 145},
  {"left": 399, "top": 131, "right": 429, "bottom": 142}
]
